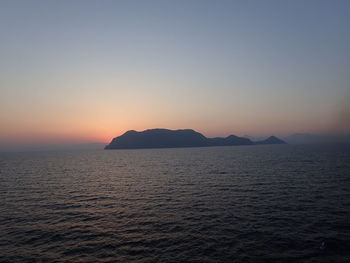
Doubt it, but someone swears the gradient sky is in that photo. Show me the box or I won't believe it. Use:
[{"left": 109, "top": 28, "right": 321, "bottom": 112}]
[{"left": 1, "top": 0, "right": 349, "bottom": 147}]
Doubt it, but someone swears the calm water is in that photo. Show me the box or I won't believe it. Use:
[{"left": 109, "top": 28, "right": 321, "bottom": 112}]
[{"left": 1, "top": 144, "right": 350, "bottom": 263}]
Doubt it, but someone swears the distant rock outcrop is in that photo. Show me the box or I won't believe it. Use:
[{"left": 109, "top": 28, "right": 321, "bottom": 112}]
[
  {"left": 105, "top": 129, "right": 286, "bottom": 149},
  {"left": 284, "top": 133, "right": 350, "bottom": 144},
  {"left": 255, "top": 136, "right": 287, "bottom": 145}
]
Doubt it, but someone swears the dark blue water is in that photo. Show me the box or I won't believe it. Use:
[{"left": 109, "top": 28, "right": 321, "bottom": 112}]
[{"left": 1, "top": 144, "right": 350, "bottom": 262}]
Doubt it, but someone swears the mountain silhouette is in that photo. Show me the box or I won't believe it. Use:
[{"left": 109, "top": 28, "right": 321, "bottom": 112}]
[
  {"left": 105, "top": 129, "right": 286, "bottom": 149},
  {"left": 284, "top": 133, "right": 350, "bottom": 144},
  {"left": 255, "top": 136, "right": 286, "bottom": 145}
]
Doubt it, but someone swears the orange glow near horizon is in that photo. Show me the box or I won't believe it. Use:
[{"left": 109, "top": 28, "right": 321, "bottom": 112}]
[
  {"left": 1, "top": 81, "right": 347, "bottom": 146},
  {"left": 1, "top": 0, "right": 349, "bottom": 149},
  {"left": 1, "top": 113, "right": 343, "bottom": 146}
]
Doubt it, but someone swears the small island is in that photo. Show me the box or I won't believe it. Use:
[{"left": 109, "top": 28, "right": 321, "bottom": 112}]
[{"left": 105, "top": 129, "right": 286, "bottom": 149}]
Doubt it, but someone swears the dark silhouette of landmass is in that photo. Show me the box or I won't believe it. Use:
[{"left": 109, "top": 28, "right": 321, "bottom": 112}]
[
  {"left": 255, "top": 136, "right": 286, "bottom": 145},
  {"left": 105, "top": 129, "right": 286, "bottom": 149},
  {"left": 0, "top": 142, "right": 107, "bottom": 152},
  {"left": 284, "top": 133, "right": 350, "bottom": 144}
]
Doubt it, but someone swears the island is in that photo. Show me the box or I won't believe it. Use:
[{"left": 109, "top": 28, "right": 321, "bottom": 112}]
[{"left": 105, "top": 129, "right": 286, "bottom": 149}]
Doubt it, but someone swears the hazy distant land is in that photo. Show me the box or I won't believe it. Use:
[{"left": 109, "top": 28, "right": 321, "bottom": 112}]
[
  {"left": 2, "top": 132, "right": 350, "bottom": 152},
  {"left": 105, "top": 129, "right": 286, "bottom": 150}
]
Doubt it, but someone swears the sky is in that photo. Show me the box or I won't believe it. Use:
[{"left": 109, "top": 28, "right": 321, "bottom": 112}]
[{"left": 1, "top": 0, "right": 349, "bottom": 148}]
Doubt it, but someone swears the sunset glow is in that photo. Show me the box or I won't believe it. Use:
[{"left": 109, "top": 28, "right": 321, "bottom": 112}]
[{"left": 1, "top": 0, "right": 349, "bottom": 149}]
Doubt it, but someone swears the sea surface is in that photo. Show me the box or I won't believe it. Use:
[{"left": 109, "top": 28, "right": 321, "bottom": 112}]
[{"left": 1, "top": 144, "right": 350, "bottom": 263}]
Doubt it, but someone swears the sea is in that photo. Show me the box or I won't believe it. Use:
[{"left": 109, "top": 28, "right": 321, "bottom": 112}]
[{"left": 1, "top": 144, "right": 350, "bottom": 263}]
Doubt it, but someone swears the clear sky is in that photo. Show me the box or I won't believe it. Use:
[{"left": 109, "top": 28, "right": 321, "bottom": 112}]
[{"left": 1, "top": 0, "right": 349, "bottom": 147}]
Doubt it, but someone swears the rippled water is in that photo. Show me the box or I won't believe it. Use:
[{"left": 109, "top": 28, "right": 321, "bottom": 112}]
[{"left": 1, "top": 144, "right": 350, "bottom": 262}]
